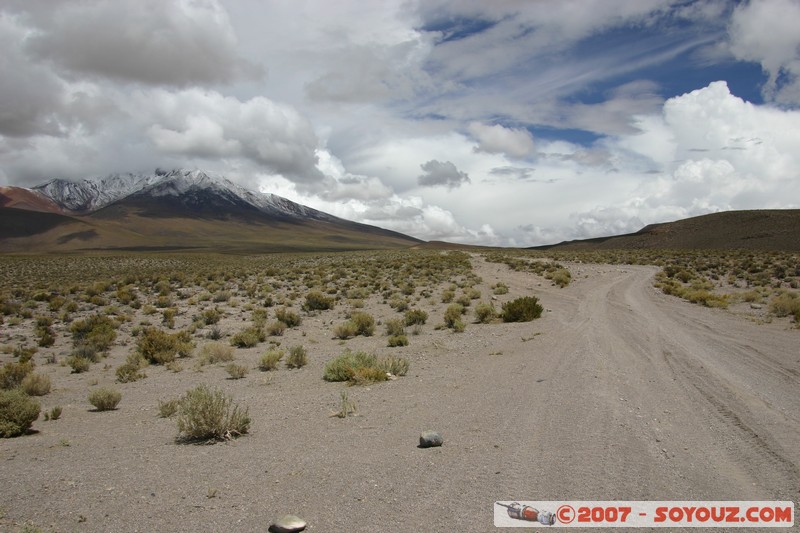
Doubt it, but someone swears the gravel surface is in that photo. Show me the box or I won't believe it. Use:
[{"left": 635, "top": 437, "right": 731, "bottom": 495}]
[{"left": 2, "top": 256, "right": 798, "bottom": 532}]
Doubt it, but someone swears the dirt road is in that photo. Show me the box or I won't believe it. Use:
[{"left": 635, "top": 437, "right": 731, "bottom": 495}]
[{"left": 2, "top": 258, "right": 798, "bottom": 532}]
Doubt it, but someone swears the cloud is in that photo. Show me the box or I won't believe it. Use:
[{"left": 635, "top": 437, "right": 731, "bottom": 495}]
[
  {"left": 142, "top": 89, "right": 323, "bottom": 183},
  {"left": 728, "top": 0, "right": 800, "bottom": 104},
  {"left": 468, "top": 122, "right": 535, "bottom": 158},
  {"left": 19, "top": 0, "right": 261, "bottom": 87},
  {"left": 417, "top": 159, "right": 471, "bottom": 188},
  {"left": 0, "top": 14, "right": 66, "bottom": 137}
]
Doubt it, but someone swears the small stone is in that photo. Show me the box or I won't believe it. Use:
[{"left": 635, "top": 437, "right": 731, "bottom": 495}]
[
  {"left": 750, "top": 303, "right": 763, "bottom": 309},
  {"left": 269, "top": 515, "right": 306, "bottom": 533},
  {"left": 419, "top": 430, "right": 443, "bottom": 448}
]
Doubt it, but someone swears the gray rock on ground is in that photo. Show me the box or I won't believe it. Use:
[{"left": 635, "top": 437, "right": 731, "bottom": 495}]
[
  {"left": 269, "top": 514, "right": 307, "bottom": 533},
  {"left": 419, "top": 430, "right": 443, "bottom": 448}
]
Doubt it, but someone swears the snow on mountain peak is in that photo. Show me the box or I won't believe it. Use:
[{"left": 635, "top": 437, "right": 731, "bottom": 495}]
[{"left": 30, "top": 169, "right": 338, "bottom": 222}]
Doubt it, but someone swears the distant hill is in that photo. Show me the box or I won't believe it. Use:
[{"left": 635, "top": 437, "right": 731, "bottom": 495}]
[
  {"left": 0, "top": 169, "right": 422, "bottom": 253},
  {"left": 532, "top": 210, "right": 800, "bottom": 251}
]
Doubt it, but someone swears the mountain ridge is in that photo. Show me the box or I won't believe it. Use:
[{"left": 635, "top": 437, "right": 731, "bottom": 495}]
[{"left": 0, "top": 169, "right": 423, "bottom": 253}]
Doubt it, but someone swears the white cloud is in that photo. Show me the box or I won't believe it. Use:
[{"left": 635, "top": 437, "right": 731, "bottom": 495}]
[
  {"left": 141, "top": 89, "right": 323, "bottom": 183},
  {"left": 728, "top": 0, "right": 800, "bottom": 104},
  {"left": 468, "top": 122, "right": 535, "bottom": 158},
  {"left": 22, "top": 0, "right": 260, "bottom": 87}
]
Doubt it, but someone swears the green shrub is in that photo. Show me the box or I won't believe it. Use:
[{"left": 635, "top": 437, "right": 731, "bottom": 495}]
[
  {"left": 258, "top": 349, "right": 284, "bottom": 371},
  {"left": 387, "top": 335, "right": 409, "bottom": 347},
  {"left": 226, "top": 363, "right": 249, "bottom": 379},
  {"left": 502, "top": 296, "right": 543, "bottom": 322},
  {"left": 403, "top": 309, "right": 428, "bottom": 326},
  {"left": 88, "top": 387, "right": 122, "bottom": 411},
  {"left": 138, "top": 327, "right": 193, "bottom": 364},
  {"left": 349, "top": 312, "right": 375, "bottom": 336},
  {"left": 70, "top": 314, "right": 117, "bottom": 351},
  {"left": 0, "top": 389, "right": 40, "bottom": 437},
  {"left": 176, "top": 384, "right": 250, "bottom": 442},
  {"left": 303, "top": 290, "right": 335, "bottom": 311},
  {"left": 323, "top": 350, "right": 378, "bottom": 382},
  {"left": 230, "top": 326, "right": 265, "bottom": 348},
  {"left": 286, "top": 345, "right": 308, "bottom": 369},
  {"left": 275, "top": 307, "right": 301, "bottom": 327},
  {"left": 21, "top": 372, "right": 51, "bottom": 396},
  {"left": 0, "top": 361, "right": 34, "bottom": 390}
]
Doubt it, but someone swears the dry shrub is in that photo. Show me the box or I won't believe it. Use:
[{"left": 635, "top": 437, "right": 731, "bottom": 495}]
[
  {"left": 286, "top": 345, "right": 307, "bottom": 369},
  {"left": 199, "top": 342, "right": 235, "bottom": 365},
  {"left": 88, "top": 387, "right": 122, "bottom": 411},
  {"left": 21, "top": 372, "right": 51, "bottom": 396},
  {"left": 176, "top": 384, "right": 250, "bottom": 442}
]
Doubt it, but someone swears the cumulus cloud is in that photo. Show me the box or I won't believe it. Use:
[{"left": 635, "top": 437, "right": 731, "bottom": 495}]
[
  {"left": 142, "top": 89, "right": 323, "bottom": 183},
  {"left": 468, "top": 122, "right": 535, "bottom": 158},
  {"left": 728, "top": 0, "right": 800, "bottom": 104},
  {"left": 19, "top": 0, "right": 260, "bottom": 87},
  {"left": 417, "top": 159, "right": 471, "bottom": 188}
]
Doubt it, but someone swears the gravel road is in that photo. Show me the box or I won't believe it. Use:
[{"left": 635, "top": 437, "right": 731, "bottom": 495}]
[{"left": 2, "top": 257, "right": 798, "bottom": 532}]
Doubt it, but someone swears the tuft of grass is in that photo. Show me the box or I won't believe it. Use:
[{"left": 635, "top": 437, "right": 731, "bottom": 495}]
[
  {"left": 88, "top": 387, "right": 122, "bottom": 411},
  {"left": 158, "top": 398, "right": 180, "bottom": 418},
  {"left": 378, "top": 355, "right": 409, "bottom": 376},
  {"left": 116, "top": 353, "right": 147, "bottom": 383},
  {"left": 176, "top": 384, "right": 250, "bottom": 442},
  {"left": 0, "top": 389, "right": 40, "bottom": 437},
  {"left": 349, "top": 312, "right": 375, "bottom": 336},
  {"left": 501, "top": 296, "right": 543, "bottom": 322},
  {"left": 384, "top": 318, "right": 405, "bottom": 337},
  {"left": 332, "top": 390, "right": 356, "bottom": 418},
  {"left": 259, "top": 349, "right": 284, "bottom": 371},
  {"left": 225, "top": 363, "right": 249, "bottom": 379},
  {"left": 333, "top": 321, "right": 358, "bottom": 339},
  {"left": 274, "top": 307, "right": 301, "bottom": 327},
  {"left": 45, "top": 405, "right": 62, "bottom": 421},
  {"left": 70, "top": 314, "right": 117, "bottom": 352},
  {"left": 286, "top": 345, "right": 308, "bottom": 369},
  {"left": 322, "top": 350, "right": 405, "bottom": 385},
  {"left": 387, "top": 334, "right": 409, "bottom": 347},
  {"left": 444, "top": 303, "right": 466, "bottom": 332}
]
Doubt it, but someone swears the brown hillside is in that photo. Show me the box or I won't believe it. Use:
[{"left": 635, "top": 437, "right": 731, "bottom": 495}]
[
  {"left": 0, "top": 205, "right": 420, "bottom": 253},
  {"left": 535, "top": 209, "right": 800, "bottom": 251}
]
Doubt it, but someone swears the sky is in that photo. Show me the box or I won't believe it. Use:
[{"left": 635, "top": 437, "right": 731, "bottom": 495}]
[{"left": 1, "top": 0, "right": 800, "bottom": 246}]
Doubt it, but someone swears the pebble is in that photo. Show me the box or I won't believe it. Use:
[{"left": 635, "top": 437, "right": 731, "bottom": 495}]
[
  {"left": 269, "top": 515, "right": 306, "bottom": 533},
  {"left": 419, "top": 430, "right": 443, "bottom": 448}
]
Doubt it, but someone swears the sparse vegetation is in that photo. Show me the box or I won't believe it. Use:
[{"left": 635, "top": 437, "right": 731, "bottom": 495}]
[
  {"left": 258, "top": 349, "right": 284, "bottom": 371},
  {"left": 286, "top": 345, "right": 308, "bottom": 369},
  {"left": 176, "top": 384, "right": 250, "bottom": 442},
  {"left": 502, "top": 296, "right": 543, "bottom": 322},
  {"left": 0, "top": 388, "right": 40, "bottom": 437},
  {"left": 88, "top": 387, "right": 122, "bottom": 411}
]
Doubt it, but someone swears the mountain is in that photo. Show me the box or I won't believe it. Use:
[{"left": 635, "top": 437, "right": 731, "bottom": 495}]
[
  {"left": 532, "top": 210, "right": 800, "bottom": 251},
  {"left": 0, "top": 169, "right": 422, "bottom": 253}
]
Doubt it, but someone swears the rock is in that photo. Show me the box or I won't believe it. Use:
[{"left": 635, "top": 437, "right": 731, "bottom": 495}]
[
  {"left": 750, "top": 303, "right": 763, "bottom": 309},
  {"left": 269, "top": 515, "right": 307, "bottom": 533},
  {"left": 419, "top": 430, "right": 443, "bottom": 448}
]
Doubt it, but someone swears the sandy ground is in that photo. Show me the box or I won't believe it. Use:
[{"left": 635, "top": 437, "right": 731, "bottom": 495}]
[{"left": 1, "top": 255, "right": 799, "bottom": 532}]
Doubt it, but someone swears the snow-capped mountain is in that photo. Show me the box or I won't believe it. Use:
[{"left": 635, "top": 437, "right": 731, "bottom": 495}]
[{"left": 32, "top": 169, "right": 338, "bottom": 222}]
